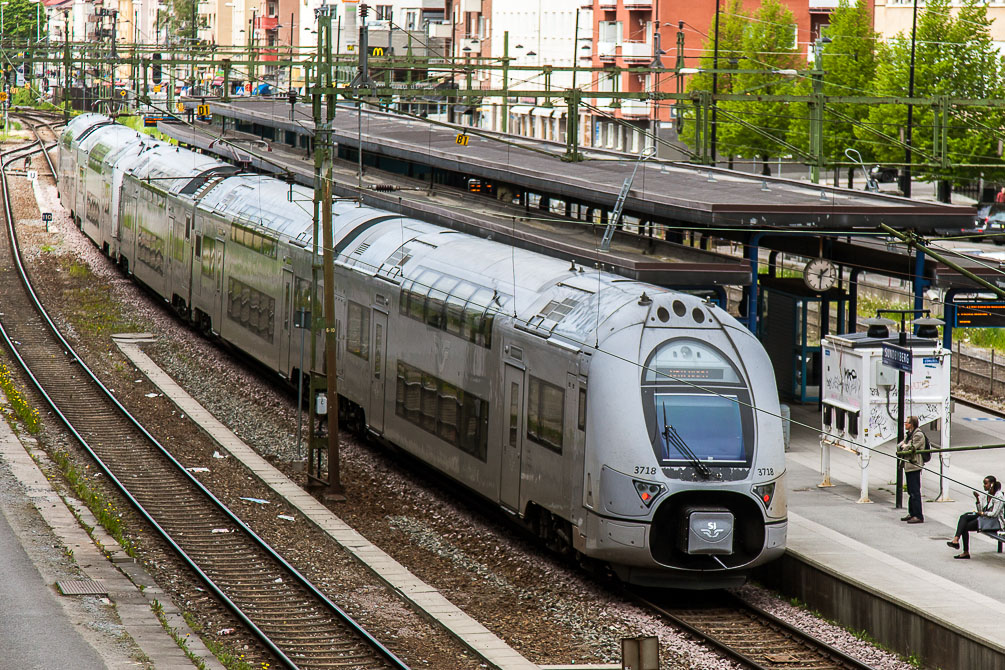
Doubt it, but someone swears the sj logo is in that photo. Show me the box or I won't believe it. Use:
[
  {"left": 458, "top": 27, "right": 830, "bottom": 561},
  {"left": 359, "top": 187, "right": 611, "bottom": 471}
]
[{"left": 700, "top": 522, "right": 726, "bottom": 539}]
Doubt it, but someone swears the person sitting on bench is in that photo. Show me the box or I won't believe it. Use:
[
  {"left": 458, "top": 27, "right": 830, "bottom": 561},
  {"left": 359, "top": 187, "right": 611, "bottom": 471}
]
[{"left": 948, "top": 475, "right": 1004, "bottom": 559}]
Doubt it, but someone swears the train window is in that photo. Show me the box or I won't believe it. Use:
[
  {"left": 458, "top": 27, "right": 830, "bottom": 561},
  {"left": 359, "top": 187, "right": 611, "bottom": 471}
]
[
  {"left": 283, "top": 282, "right": 291, "bottom": 330},
  {"left": 201, "top": 237, "right": 215, "bottom": 277},
  {"left": 509, "top": 383, "right": 519, "bottom": 447},
  {"left": 408, "top": 270, "right": 436, "bottom": 321},
  {"left": 185, "top": 215, "right": 192, "bottom": 240},
  {"left": 438, "top": 382, "right": 459, "bottom": 444},
  {"left": 395, "top": 361, "right": 487, "bottom": 461},
  {"left": 445, "top": 282, "right": 476, "bottom": 336},
  {"left": 347, "top": 301, "right": 370, "bottom": 360},
  {"left": 194, "top": 235, "right": 202, "bottom": 258},
  {"left": 527, "top": 376, "right": 564, "bottom": 453},
  {"left": 465, "top": 288, "right": 493, "bottom": 344},
  {"left": 425, "top": 276, "right": 456, "bottom": 329},
  {"left": 578, "top": 387, "right": 587, "bottom": 431}
]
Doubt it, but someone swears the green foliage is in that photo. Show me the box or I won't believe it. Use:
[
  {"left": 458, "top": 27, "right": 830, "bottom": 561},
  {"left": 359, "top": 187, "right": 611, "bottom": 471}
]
[
  {"left": 51, "top": 450, "right": 136, "bottom": 557},
  {"left": 1, "top": 0, "right": 46, "bottom": 42},
  {"left": 0, "top": 359, "right": 41, "bottom": 433},
  {"left": 679, "top": 0, "right": 748, "bottom": 151},
  {"left": 681, "top": 0, "right": 803, "bottom": 166},
  {"left": 863, "top": 0, "right": 1005, "bottom": 186},
  {"left": 716, "top": 0, "right": 800, "bottom": 167},
  {"left": 168, "top": 0, "right": 200, "bottom": 41},
  {"left": 787, "top": 0, "right": 878, "bottom": 177}
]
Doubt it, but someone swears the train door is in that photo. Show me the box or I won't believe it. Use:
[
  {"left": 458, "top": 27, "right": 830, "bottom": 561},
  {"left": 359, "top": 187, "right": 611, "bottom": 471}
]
[
  {"left": 369, "top": 309, "right": 388, "bottom": 433},
  {"left": 280, "top": 268, "right": 293, "bottom": 376},
  {"left": 500, "top": 363, "right": 525, "bottom": 511}
]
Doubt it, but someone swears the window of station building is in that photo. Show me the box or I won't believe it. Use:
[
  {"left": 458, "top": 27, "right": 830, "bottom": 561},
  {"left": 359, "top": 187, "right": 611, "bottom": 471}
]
[
  {"left": 527, "top": 376, "right": 564, "bottom": 453},
  {"left": 395, "top": 361, "right": 488, "bottom": 461},
  {"left": 400, "top": 271, "right": 495, "bottom": 349},
  {"left": 347, "top": 301, "right": 370, "bottom": 360}
]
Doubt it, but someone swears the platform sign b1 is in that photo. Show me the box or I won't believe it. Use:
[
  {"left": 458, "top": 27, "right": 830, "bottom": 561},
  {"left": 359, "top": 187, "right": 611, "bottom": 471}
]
[
  {"left": 455, "top": 134, "right": 469, "bottom": 146},
  {"left": 882, "top": 342, "right": 912, "bottom": 373}
]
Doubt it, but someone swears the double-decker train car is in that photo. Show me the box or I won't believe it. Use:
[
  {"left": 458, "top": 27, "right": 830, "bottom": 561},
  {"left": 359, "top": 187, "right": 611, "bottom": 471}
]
[{"left": 58, "top": 113, "right": 787, "bottom": 587}]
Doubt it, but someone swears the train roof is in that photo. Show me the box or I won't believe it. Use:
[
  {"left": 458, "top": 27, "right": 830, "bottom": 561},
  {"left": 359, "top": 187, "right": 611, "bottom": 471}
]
[{"left": 60, "top": 116, "right": 733, "bottom": 347}]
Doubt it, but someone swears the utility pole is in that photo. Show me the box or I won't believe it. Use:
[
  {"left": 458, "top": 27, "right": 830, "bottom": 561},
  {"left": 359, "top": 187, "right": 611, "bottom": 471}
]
[
  {"left": 308, "top": 2, "right": 345, "bottom": 501},
  {"left": 62, "top": 9, "right": 70, "bottom": 120}
]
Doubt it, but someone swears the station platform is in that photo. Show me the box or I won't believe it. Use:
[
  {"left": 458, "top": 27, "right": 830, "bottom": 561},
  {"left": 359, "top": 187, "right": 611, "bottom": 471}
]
[{"left": 772, "top": 399, "right": 1005, "bottom": 669}]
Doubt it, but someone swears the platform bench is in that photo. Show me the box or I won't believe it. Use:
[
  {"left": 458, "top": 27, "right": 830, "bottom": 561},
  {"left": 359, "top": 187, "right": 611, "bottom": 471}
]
[{"left": 979, "top": 529, "right": 1005, "bottom": 552}]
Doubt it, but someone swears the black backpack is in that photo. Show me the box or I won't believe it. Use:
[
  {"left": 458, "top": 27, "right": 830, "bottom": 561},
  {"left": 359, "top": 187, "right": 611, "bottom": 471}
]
[{"left": 921, "top": 432, "right": 932, "bottom": 464}]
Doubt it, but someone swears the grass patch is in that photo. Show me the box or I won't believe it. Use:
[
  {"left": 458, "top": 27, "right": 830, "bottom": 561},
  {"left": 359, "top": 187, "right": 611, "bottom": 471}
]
[
  {"left": 181, "top": 612, "right": 257, "bottom": 670},
  {"left": 0, "top": 360, "right": 41, "bottom": 433},
  {"left": 953, "top": 327, "right": 1005, "bottom": 352},
  {"left": 50, "top": 449, "right": 136, "bottom": 557},
  {"left": 58, "top": 258, "right": 145, "bottom": 337}
]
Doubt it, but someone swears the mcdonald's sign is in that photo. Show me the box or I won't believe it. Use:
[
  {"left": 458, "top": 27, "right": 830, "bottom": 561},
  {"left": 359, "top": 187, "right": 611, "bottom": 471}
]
[{"left": 367, "top": 46, "right": 393, "bottom": 56}]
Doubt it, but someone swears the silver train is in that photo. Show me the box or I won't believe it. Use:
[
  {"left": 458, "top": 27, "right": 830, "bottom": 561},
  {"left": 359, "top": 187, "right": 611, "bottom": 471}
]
[{"left": 58, "top": 113, "right": 787, "bottom": 587}]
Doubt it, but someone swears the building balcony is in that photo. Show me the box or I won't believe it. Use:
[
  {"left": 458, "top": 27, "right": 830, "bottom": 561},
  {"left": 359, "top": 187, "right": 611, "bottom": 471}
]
[
  {"left": 620, "top": 40, "right": 651, "bottom": 62},
  {"left": 624, "top": 0, "right": 653, "bottom": 8},
  {"left": 428, "top": 20, "right": 451, "bottom": 39},
  {"left": 259, "top": 48, "right": 278, "bottom": 62},
  {"left": 258, "top": 15, "right": 278, "bottom": 31},
  {"left": 619, "top": 99, "right": 650, "bottom": 117},
  {"left": 598, "top": 40, "right": 617, "bottom": 60}
]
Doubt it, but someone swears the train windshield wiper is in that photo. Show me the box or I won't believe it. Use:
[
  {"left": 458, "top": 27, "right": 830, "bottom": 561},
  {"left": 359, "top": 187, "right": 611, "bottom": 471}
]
[{"left": 661, "top": 406, "right": 711, "bottom": 479}]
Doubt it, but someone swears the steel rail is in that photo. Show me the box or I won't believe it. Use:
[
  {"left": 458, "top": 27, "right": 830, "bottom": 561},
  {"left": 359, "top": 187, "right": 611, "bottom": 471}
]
[
  {"left": 0, "top": 133, "right": 410, "bottom": 670},
  {"left": 630, "top": 589, "right": 878, "bottom": 670}
]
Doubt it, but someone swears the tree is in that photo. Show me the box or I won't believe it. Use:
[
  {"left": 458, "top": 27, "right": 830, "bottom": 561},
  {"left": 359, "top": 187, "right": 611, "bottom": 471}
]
[
  {"left": 715, "top": 0, "right": 800, "bottom": 174},
  {"left": 786, "top": 0, "right": 878, "bottom": 186},
  {"left": 1, "top": 0, "right": 47, "bottom": 43},
  {"left": 678, "top": 0, "right": 748, "bottom": 159},
  {"left": 863, "top": 0, "right": 1005, "bottom": 192}
]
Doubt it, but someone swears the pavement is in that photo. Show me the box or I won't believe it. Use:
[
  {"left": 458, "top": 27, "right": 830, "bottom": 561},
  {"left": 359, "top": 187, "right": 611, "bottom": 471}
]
[{"left": 783, "top": 397, "right": 1005, "bottom": 656}]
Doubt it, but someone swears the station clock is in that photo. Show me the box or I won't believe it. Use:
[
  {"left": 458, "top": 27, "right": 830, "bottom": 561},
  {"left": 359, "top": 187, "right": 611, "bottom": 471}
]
[{"left": 803, "top": 257, "right": 838, "bottom": 292}]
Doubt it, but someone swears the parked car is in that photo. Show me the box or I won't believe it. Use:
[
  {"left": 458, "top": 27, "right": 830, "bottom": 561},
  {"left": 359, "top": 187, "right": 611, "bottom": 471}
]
[{"left": 983, "top": 203, "right": 1005, "bottom": 244}]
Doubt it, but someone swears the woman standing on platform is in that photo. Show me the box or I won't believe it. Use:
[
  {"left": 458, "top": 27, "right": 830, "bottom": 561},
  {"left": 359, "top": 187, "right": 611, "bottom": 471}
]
[{"left": 947, "top": 476, "right": 1004, "bottom": 559}]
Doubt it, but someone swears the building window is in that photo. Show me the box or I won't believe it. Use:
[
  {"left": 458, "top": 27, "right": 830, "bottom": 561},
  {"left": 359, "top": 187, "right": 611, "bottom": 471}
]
[
  {"left": 375, "top": 5, "right": 392, "bottom": 21},
  {"left": 527, "top": 376, "right": 564, "bottom": 453}
]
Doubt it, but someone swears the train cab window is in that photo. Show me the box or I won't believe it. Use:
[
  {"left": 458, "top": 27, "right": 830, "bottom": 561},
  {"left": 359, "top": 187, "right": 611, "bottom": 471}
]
[
  {"left": 527, "top": 376, "right": 564, "bottom": 453},
  {"left": 642, "top": 338, "right": 754, "bottom": 469},
  {"left": 347, "top": 301, "right": 370, "bottom": 360}
]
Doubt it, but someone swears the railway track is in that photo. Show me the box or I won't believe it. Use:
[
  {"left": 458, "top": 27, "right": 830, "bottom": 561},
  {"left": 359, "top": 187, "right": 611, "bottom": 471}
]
[
  {"left": 635, "top": 590, "right": 878, "bottom": 670},
  {"left": 0, "top": 115, "right": 409, "bottom": 670}
]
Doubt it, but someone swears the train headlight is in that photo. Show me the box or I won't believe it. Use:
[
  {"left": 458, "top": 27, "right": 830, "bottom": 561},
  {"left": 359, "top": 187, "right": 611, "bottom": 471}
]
[
  {"left": 753, "top": 482, "right": 775, "bottom": 508},
  {"left": 633, "top": 480, "right": 665, "bottom": 508},
  {"left": 752, "top": 474, "right": 787, "bottom": 519}
]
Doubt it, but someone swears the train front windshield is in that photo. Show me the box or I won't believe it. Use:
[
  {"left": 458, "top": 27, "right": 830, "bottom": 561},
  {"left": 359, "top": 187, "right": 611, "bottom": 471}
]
[
  {"left": 654, "top": 394, "right": 745, "bottom": 462},
  {"left": 642, "top": 339, "right": 754, "bottom": 468}
]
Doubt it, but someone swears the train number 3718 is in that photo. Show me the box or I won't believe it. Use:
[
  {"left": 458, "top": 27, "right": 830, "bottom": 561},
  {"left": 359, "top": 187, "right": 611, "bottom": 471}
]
[
  {"left": 757, "top": 468, "right": 774, "bottom": 477},
  {"left": 634, "top": 466, "right": 658, "bottom": 475}
]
